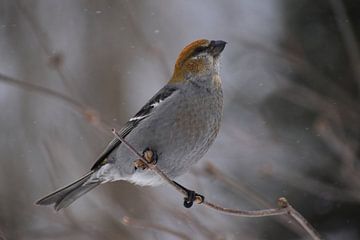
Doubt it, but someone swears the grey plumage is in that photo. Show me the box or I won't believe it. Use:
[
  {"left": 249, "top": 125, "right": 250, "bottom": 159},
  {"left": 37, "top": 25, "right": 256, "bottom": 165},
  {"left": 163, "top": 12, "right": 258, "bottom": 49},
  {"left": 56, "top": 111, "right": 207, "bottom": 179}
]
[
  {"left": 36, "top": 39, "right": 226, "bottom": 211},
  {"left": 35, "top": 171, "right": 100, "bottom": 211}
]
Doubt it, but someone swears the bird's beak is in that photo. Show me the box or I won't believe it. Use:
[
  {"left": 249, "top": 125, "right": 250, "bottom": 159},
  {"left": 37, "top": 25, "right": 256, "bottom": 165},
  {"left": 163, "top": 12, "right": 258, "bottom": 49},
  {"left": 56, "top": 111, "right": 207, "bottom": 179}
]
[{"left": 209, "top": 40, "right": 227, "bottom": 57}]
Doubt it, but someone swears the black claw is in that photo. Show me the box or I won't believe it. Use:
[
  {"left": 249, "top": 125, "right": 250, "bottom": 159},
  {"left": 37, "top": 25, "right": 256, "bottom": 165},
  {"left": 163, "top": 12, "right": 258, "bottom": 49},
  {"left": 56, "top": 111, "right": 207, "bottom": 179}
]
[
  {"left": 172, "top": 180, "right": 203, "bottom": 208},
  {"left": 184, "top": 199, "right": 194, "bottom": 208},
  {"left": 184, "top": 190, "right": 196, "bottom": 208}
]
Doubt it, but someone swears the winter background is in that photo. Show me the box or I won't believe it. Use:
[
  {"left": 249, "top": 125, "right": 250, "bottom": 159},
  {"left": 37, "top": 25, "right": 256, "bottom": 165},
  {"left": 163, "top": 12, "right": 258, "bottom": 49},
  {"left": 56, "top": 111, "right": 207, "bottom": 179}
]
[{"left": 0, "top": 0, "right": 360, "bottom": 239}]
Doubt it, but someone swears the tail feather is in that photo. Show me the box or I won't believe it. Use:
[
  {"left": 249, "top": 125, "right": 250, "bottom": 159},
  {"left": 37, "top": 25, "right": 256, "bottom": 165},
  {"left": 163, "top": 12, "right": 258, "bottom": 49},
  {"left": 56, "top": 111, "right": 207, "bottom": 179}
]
[{"left": 36, "top": 171, "right": 101, "bottom": 211}]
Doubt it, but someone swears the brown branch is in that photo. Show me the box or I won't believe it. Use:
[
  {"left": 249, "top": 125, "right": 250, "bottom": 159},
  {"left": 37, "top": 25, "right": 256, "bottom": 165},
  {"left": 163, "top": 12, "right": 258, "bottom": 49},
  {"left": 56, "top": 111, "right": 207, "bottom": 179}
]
[
  {"left": 200, "top": 162, "right": 306, "bottom": 236},
  {"left": 0, "top": 72, "right": 110, "bottom": 132},
  {"left": 16, "top": 1, "right": 78, "bottom": 98},
  {"left": 120, "top": 1, "right": 171, "bottom": 78},
  {"left": 277, "top": 198, "right": 321, "bottom": 240},
  {"left": 329, "top": 0, "right": 360, "bottom": 94},
  {"left": 111, "top": 129, "right": 322, "bottom": 240},
  {"left": 122, "top": 216, "right": 191, "bottom": 240}
]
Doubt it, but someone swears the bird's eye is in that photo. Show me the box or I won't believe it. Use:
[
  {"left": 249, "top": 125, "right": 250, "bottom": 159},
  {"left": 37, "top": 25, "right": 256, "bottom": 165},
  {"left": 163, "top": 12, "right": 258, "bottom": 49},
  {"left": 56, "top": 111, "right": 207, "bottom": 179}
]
[{"left": 192, "top": 46, "right": 208, "bottom": 56}]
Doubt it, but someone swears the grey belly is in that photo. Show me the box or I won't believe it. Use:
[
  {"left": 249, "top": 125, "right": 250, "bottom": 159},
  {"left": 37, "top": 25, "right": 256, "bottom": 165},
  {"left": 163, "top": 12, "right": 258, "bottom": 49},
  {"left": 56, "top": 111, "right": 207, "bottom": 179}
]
[{"left": 108, "top": 91, "right": 221, "bottom": 185}]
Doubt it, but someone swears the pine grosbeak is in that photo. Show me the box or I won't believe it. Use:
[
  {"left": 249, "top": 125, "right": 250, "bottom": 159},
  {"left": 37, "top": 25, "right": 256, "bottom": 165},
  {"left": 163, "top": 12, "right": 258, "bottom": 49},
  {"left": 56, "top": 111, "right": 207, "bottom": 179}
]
[{"left": 36, "top": 39, "right": 226, "bottom": 210}]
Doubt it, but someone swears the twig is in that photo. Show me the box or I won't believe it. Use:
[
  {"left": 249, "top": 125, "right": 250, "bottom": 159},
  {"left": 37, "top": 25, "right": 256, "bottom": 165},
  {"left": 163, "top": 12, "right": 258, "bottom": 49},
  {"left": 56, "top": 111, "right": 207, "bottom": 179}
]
[
  {"left": 111, "top": 129, "right": 322, "bottom": 240},
  {"left": 200, "top": 162, "right": 306, "bottom": 236},
  {"left": 329, "top": 0, "right": 360, "bottom": 94},
  {"left": 111, "top": 129, "right": 188, "bottom": 196},
  {"left": 122, "top": 2, "right": 170, "bottom": 78},
  {"left": 122, "top": 216, "right": 191, "bottom": 240},
  {"left": 277, "top": 198, "right": 321, "bottom": 240},
  {"left": 0, "top": 72, "right": 108, "bottom": 131},
  {"left": 16, "top": 1, "right": 78, "bottom": 98}
]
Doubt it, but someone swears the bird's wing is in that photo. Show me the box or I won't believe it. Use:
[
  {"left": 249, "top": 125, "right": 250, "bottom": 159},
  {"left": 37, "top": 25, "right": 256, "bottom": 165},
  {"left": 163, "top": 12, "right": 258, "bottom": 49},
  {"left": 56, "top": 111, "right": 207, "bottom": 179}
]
[{"left": 91, "top": 85, "right": 179, "bottom": 170}]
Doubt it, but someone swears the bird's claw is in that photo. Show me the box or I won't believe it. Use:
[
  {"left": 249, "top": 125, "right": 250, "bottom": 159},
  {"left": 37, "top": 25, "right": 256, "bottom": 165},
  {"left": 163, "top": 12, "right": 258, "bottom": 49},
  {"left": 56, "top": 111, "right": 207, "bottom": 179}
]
[
  {"left": 134, "top": 148, "right": 158, "bottom": 170},
  {"left": 134, "top": 159, "right": 147, "bottom": 170},
  {"left": 143, "top": 148, "right": 158, "bottom": 165},
  {"left": 183, "top": 190, "right": 204, "bottom": 208}
]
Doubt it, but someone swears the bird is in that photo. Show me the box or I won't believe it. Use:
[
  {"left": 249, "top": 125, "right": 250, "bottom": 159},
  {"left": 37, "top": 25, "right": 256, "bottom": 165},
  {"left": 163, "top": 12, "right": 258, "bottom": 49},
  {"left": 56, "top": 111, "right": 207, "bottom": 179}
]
[{"left": 36, "top": 39, "right": 226, "bottom": 211}]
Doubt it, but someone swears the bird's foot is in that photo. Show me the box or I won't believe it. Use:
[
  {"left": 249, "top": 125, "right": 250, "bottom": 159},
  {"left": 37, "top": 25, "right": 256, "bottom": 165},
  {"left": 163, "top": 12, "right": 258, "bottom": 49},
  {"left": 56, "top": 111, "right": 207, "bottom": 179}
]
[
  {"left": 183, "top": 190, "right": 205, "bottom": 208},
  {"left": 133, "top": 159, "right": 147, "bottom": 170},
  {"left": 134, "top": 148, "right": 158, "bottom": 170},
  {"left": 172, "top": 181, "right": 204, "bottom": 208},
  {"left": 143, "top": 148, "right": 158, "bottom": 165}
]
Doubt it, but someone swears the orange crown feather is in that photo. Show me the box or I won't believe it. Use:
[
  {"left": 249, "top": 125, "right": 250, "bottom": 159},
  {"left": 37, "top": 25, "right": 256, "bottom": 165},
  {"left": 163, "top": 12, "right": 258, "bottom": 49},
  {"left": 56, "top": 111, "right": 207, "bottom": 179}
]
[{"left": 170, "top": 39, "right": 210, "bottom": 83}]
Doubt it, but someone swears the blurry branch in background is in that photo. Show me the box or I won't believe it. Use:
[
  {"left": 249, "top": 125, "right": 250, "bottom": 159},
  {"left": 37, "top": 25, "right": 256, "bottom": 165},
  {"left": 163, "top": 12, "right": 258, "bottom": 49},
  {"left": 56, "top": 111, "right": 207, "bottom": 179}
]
[
  {"left": 273, "top": 75, "right": 360, "bottom": 200},
  {"left": 236, "top": 36, "right": 359, "bottom": 108},
  {"left": 0, "top": 68, "right": 322, "bottom": 239},
  {"left": 242, "top": 30, "right": 360, "bottom": 204},
  {"left": 111, "top": 129, "right": 322, "bottom": 240},
  {"left": 166, "top": 206, "right": 221, "bottom": 239},
  {"left": 315, "top": 118, "right": 360, "bottom": 191},
  {"left": 0, "top": 73, "right": 83, "bottom": 111},
  {"left": 121, "top": 1, "right": 171, "bottom": 78},
  {"left": 197, "top": 163, "right": 306, "bottom": 237},
  {"left": 0, "top": 72, "right": 109, "bottom": 134},
  {"left": 271, "top": 167, "right": 360, "bottom": 203},
  {"left": 122, "top": 216, "right": 191, "bottom": 240},
  {"left": 15, "top": 0, "right": 77, "bottom": 98},
  {"left": 330, "top": 0, "right": 360, "bottom": 93}
]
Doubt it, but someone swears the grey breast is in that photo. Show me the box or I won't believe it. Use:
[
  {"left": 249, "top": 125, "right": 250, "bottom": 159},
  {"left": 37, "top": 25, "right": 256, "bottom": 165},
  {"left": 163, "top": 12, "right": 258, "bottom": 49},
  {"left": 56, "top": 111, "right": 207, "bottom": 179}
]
[{"left": 110, "top": 79, "right": 223, "bottom": 179}]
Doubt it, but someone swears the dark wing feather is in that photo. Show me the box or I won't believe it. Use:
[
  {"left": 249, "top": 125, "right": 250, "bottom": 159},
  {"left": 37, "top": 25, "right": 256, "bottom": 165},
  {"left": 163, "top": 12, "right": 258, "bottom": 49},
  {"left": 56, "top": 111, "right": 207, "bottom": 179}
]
[{"left": 91, "top": 85, "right": 178, "bottom": 170}]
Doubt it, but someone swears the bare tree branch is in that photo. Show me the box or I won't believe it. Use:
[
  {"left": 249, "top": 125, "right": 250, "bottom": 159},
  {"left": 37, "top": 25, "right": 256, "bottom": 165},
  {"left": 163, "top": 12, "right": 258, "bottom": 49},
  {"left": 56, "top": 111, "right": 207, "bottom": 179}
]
[
  {"left": 111, "top": 129, "right": 322, "bottom": 240},
  {"left": 0, "top": 72, "right": 108, "bottom": 132},
  {"left": 329, "top": 0, "right": 360, "bottom": 94}
]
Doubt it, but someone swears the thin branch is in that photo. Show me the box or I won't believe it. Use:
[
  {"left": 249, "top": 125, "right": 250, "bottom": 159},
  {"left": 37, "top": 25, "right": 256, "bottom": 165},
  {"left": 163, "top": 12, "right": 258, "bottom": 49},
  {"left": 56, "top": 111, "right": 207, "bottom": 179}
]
[
  {"left": 277, "top": 198, "right": 321, "bottom": 240},
  {"left": 200, "top": 162, "right": 305, "bottom": 236},
  {"left": 16, "top": 0, "right": 78, "bottom": 98},
  {"left": 122, "top": 216, "right": 191, "bottom": 240},
  {"left": 0, "top": 72, "right": 108, "bottom": 131},
  {"left": 329, "top": 0, "right": 360, "bottom": 94},
  {"left": 121, "top": 1, "right": 171, "bottom": 78},
  {"left": 111, "top": 129, "right": 322, "bottom": 240}
]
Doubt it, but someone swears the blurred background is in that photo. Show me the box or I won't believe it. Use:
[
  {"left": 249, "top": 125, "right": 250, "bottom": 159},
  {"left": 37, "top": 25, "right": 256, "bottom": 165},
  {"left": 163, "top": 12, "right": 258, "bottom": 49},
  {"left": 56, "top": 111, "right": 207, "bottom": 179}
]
[{"left": 0, "top": 0, "right": 359, "bottom": 239}]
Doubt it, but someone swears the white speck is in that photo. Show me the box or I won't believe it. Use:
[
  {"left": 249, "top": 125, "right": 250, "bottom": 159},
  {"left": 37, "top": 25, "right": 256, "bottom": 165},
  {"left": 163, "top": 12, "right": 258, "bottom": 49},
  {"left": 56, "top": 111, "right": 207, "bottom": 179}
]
[
  {"left": 151, "top": 99, "right": 163, "bottom": 108},
  {"left": 150, "top": 12, "right": 155, "bottom": 16},
  {"left": 129, "top": 115, "right": 147, "bottom": 121},
  {"left": 130, "top": 45, "right": 135, "bottom": 49},
  {"left": 154, "top": 29, "right": 160, "bottom": 34},
  {"left": 95, "top": 10, "right": 102, "bottom": 14},
  {"left": 259, "top": 83, "right": 264, "bottom": 87}
]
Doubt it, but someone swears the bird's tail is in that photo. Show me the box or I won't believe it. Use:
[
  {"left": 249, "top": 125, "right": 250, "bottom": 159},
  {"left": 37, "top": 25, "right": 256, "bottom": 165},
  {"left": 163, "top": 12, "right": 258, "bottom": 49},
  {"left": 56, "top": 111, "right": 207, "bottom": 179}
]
[{"left": 35, "top": 171, "right": 101, "bottom": 211}]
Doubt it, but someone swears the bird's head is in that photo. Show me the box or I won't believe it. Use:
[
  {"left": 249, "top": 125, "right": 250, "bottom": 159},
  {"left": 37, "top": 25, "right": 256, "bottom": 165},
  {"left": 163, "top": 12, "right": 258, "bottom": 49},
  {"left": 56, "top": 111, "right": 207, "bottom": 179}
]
[{"left": 170, "top": 39, "right": 226, "bottom": 84}]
